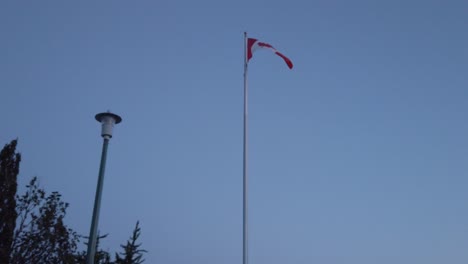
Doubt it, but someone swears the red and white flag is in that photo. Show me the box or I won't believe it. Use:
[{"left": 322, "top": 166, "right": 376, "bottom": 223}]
[{"left": 247, "top": 38, "right": 293, "bottom": 69}]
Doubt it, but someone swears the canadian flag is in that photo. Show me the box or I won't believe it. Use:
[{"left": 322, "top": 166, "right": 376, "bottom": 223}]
[{"left": 247, "top": 38, "right": 293, "bottom": 69}]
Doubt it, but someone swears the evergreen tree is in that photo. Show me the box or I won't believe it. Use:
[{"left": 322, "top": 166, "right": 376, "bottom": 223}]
[
  {"left": 115, "top": 221, "right": 147, "bottom": 264},
  {"left": 75, "top": 234, "right": 112, "bottom": 264},
  {"left": 0, "top": 139, "right": 21, "bottom": 264}
]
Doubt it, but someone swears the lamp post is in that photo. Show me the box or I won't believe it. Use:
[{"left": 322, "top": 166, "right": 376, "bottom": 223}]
[{"left": 86, "top": 111, "right": 122, "bottom": 264}]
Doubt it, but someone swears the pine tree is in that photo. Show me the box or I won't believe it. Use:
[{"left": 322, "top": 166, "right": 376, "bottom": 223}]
[
  {"left": 115, "top": 221, "right": 147, "bottom": 264},
  {"left": 75, "top": 233, "right": 112, "bottom": 264},
  {"left": 0, "top": 139, "right": 21, "bottom": 264}
]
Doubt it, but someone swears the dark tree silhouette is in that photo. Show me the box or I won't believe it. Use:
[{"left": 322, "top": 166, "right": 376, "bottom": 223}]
[
  {"left": 75, "top": 234, "right": 112, "bottom": 264},
  {"left": 0, "top": 139, "right": 147, "bottom": 263},
  {"left": 10, "top": 177, "right": 79, "bottom": 264},
  {"left": 0, "top": 139, "right": 21, "bottom": 263},
  {"left": 115, "top": 221, "right": 147, "bottom": 264}
]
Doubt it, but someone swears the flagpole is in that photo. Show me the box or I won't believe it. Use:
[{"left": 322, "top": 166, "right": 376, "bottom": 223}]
[{"left": 243, "top": 31, "right": 249, "bottom": 264}]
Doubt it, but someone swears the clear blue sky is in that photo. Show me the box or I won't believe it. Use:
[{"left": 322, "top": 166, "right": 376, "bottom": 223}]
[{"left": 1, "top": 0, "right": 468, "bottom": 263}]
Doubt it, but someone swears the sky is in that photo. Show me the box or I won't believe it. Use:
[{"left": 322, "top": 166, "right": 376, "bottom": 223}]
[{"left": 1, "top": 0, "right": 468, "bottom": 263}]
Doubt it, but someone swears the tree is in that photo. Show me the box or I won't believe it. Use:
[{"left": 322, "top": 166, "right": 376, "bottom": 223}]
[
  {"left": 115, "top": 221, "right": 147, "bottom": 264},
  {"left": 11, "top": 177, "right": 79, "bottom": 264},
  {"left": 75, "top": 233, "right": 112, "bottom": 264},
  {"left": 0, "top": 139, "right": 147, "bottom": 263},
  {"left": 0, "top": 139, "right": 21, "bottom": 264},
  {"left": 92, "top": 233, "right": 112, "bottom": 264}
]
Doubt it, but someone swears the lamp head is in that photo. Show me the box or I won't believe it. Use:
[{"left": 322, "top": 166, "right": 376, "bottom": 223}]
[{"left": 95, "top": 112, "right": 122, "bottom": 139}]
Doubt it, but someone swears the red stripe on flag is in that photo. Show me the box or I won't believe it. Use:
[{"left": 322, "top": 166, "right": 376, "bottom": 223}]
[
  {"left": 247, "top": 38, "right": 257, "bottom": 61},
  {"left": 257, "top": 42, "right": 274, "bottom": 49},
  {"left": 275, "top": 51, "right": 293, "bottom": 69}
]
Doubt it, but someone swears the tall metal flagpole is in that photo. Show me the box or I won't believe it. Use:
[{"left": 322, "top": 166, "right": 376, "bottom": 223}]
[{"left": 243, "top": 31, "right": 249, "bottom": 264}]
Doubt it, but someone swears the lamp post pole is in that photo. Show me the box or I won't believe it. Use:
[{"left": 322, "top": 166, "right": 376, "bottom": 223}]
[{"left": 86, "top": 111, "right": 122, "bottom": 264}]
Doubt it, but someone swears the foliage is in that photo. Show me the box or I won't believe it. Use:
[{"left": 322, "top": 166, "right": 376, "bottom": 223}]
[
  {"left": 75, "top": 234, "right": 112, "bottom": 264},
  {"left": 0, "top": 139, "right": 147, "bottom": 263},
  {"left": 115, "top": 222, "right": 147, "bottom": 264},
  {"left": 0, "top": 139, "right": 21, "bottom": 263},
  {"left": 11, "top": 177, "right": 79, "bottom": 264}
]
